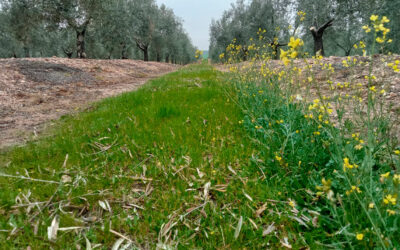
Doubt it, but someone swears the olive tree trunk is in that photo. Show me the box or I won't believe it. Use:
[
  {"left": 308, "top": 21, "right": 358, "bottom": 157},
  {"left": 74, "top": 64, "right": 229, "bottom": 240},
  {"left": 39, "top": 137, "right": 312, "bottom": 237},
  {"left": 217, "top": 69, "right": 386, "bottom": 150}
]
[
  {"left": 310, "top": 19, "right": 334, "bottom": 57},
  {"left": 76, "top": 29, "right": 87, "bottom": 58}
]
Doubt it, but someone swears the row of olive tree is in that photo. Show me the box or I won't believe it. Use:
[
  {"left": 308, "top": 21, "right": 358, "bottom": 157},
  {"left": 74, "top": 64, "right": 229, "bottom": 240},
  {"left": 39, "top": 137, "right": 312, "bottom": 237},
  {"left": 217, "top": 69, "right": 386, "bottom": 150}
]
[
  {"left": 209, "top": 0, "right": 400, "bottom": 61},
  {"left": 0, "top": 0, "right": 197, "bottom": 64}
]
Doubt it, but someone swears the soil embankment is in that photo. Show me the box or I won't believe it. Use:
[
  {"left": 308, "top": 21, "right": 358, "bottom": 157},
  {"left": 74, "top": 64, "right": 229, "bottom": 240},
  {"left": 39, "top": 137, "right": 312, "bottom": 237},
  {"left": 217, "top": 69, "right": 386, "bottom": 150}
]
[{"left": 0, "top": 58, "right": 179, "bottom": 148}]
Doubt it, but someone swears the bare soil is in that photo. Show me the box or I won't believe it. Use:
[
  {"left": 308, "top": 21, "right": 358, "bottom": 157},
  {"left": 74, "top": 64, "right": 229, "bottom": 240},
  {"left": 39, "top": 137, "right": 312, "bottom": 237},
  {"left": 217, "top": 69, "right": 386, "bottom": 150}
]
[{"left": 0, "top": 58, "right": 179, "bottom": 149}]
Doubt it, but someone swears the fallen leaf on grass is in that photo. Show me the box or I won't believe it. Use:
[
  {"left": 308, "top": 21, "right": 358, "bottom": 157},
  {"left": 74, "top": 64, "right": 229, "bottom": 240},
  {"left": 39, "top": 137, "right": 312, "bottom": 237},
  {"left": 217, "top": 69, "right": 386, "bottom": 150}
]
[
  {"left": 196, "top": 168, "right": 205, "bottom": 178},
  {"left": 112, "top": 238, "right": 125, "bottom": 250},
  {"left": 234, "top": 216, "right": 243, "bottom": 239},
  {"left": 227, "top": 165, "right": 237, "bottom": 175},
  {"left": 98, "top": 200, "right": 112, "bottom": 213},
  {"left": 203, "top": 182, "right": 211, "bottom": 200},
  {"left": 61, "top": 175, "right": 72, "bottom": 183},
  {"left": 312, "top": 216, "right": 319, "bottom": 227},
  {"left": 58, "top": 226, "right": 86, "bottom": 231},
  {"left": 85, "top": 237, "right": 92, "bottom": 250},
  {"left": 47, "top": 216, "right": 59, "bottom": 241},
  {"left": 243, "top": 190, "right": 253, "bottom": 201},
  {"left": 281, "top": 237, "right": 292, "bottom": 249},
  {"left": 255, "top": 203, "right": 268, "bottom": 217},
  {"left": 62, "top": 154, "right": 69, "bottom": 168},
  {"left": 262, "top": 223, "right": 275, "bottom": 236},
  {"left": 248, "top": 218, "right": 258, "bottom": 230}
]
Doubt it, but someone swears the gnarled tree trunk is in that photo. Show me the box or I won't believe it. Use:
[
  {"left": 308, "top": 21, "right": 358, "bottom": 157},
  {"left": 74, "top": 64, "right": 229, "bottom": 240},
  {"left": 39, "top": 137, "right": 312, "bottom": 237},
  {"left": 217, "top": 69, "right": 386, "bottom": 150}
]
[
  {"left": 143, "top": 46, "right": 149, "bottom": 61},
  {"left": 136, "top": 40, "right": 149, "bottom": 62},
  {"left": 23, "top": 47, "right": 30, "bottom": 58},
  {"left": 63, "top": 48, "right": 73, "bottom": 58},
  {"left": 121, "top": 43, "right": 128, "bottom": 59},
  {"left": 23, "top": 42, "right": 30, "bottom": 57},
  {"left": 310, "top": 19, "right": 334, "bottom": 57},
  {"left": 76, "top": 28, "right": 86, "bottom": 58}
]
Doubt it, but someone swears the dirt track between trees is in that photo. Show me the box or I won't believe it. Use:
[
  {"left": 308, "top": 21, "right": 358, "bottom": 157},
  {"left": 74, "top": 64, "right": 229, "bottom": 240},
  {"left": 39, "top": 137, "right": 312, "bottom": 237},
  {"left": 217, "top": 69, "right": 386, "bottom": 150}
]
[{"left": 0, "top": 58, "right": 179, "bottom": 149}]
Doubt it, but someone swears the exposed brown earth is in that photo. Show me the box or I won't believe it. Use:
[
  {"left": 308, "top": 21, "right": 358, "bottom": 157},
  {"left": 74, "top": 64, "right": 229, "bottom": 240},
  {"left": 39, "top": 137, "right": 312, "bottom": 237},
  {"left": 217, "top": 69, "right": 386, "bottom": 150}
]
[{"left": 0, "top": 58, "right": 179, "bottom": 149}]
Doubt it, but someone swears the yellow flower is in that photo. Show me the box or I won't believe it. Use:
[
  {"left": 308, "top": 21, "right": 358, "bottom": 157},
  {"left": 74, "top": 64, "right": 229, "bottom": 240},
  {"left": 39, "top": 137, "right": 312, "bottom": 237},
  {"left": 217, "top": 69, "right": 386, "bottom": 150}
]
[
  {"left": 369, "top": 203, "right": 375, "bottom": 209},
  {"left": 387, "top": 209, "right": 396, "bottom": 215},
  {"left": 343, "top": 157, "right": 356, "bottom": 171},
  {"left": 280, "top": 49, "right": 288, "bottom": 58},
  {"left": 351, "top": 185, "right": 362, "bottom": 193},
  {"left": 290, "top": 51, "right": 298, "bottom": 59},
  {"left": 381, "top": 16, "right": 390, "bottom": 23},
  {"left": 280, "top": 49, "right": 291, "bottom": 66},
  {"left": 370, "top": 15, "right": 379, "bottom": 22},
  {"left": 288, "top": 37, "right": 304, "bottom": 50},
  {"left": 369, "top": 86, "right": 376, "bottom": 92},
  {"left": 394, "top": 174, "right": 400, "bottom": 183},
  {"left": 381, "top": 172, "right": 390, "bottom": 179},
  {"left": 382, "top": 28, "right": 390, "bottom": 35},
  {"left": 356, "top": 233, "right": 364, "bottom": 241},
  {"left": 362, "top": 25, "right": 371, "bottom": 33},
  {"left": 394, "top": 150, "right": 400, "bottom": 155},
  {"left": 275, "top": 155, "right": 282, "bottom": 162},
  {"left": 376, "top": 37, "right": 385, "bottom": 44},
  {"left": 355, "top": 144, "right": 363, "bottom": 150},
  {"left": 383, "top": 194, "right": 396, "bottom": 205}
]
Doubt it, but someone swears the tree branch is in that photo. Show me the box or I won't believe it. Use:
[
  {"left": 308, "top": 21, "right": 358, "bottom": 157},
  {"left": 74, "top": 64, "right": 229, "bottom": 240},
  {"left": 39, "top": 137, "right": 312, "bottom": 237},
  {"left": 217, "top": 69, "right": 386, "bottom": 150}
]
[
  {"left": 319, "top": 19, "right": 334, "bottom": 32},
  {"left": 335, "top": 41, "right": 347, "bottom": 52}
]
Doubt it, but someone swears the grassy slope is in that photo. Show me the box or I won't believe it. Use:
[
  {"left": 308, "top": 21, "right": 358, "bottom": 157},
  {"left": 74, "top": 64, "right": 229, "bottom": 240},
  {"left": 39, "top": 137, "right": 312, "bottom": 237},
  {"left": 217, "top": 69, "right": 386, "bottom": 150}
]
[{"left": 1, "top": 64, "right": 307, "bottom": 249}]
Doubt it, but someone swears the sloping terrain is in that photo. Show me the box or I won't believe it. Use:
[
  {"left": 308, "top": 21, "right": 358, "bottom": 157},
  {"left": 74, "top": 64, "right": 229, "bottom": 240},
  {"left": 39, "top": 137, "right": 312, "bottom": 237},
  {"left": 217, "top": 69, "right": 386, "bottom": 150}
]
[
  {"left": 0, "top": 58, "right": 179, "bottom": 148},
  {"left": 217, "top": 55, "right": 400, "bottom": 138}
]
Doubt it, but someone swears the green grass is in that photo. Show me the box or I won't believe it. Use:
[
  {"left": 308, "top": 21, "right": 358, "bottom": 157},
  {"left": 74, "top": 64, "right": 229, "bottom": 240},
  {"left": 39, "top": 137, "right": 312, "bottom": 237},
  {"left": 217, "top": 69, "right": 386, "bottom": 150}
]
[
  {"left": 6, "top": 62, "right": 385, "bottom": 249},
  {"left": 0, "top": 64, "right": 308, "bottom": 249}
]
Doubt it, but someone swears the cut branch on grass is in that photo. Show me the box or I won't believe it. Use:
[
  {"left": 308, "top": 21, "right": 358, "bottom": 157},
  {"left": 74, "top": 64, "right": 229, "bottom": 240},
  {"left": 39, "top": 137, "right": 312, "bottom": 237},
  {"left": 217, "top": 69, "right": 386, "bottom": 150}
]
[
  {"left": 0, "top": 173, "right": 60, "bottom": 184},
  {"left": 110, "top": 229, "right": 133, "bottom": 242}
]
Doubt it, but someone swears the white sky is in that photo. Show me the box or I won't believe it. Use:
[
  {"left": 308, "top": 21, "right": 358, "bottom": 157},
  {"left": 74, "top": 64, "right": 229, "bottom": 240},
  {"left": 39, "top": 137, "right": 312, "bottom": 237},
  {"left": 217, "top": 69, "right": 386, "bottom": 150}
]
[{"left": 156, "top": 0, "right": 237, "bottom": 50}]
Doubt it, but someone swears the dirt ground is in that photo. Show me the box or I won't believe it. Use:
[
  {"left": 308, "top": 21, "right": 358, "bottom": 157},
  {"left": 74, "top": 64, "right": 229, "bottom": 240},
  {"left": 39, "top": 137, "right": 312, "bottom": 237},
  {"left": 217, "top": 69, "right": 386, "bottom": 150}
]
[{"left": 0, "top": 58, "right": 179, "bottom": 149}]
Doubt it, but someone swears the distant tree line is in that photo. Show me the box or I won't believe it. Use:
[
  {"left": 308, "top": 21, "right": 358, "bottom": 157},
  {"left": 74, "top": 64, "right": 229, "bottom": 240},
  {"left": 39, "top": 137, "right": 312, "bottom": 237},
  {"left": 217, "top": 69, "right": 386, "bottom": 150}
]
[
  {"left": 0, "top": 0, "right": 197, "bottom": 64},
  {"left": 209, "top": 0, "right": 400, "bottom": 62}
]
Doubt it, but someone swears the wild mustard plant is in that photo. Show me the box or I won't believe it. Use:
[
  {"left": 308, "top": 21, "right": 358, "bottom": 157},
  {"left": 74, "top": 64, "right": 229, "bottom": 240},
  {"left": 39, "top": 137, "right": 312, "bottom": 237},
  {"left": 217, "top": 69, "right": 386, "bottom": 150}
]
[
  {"left": 195, "top": 49, "right": 203, "bottom": 60},
  {"left": 225, "top": 14, "right": 399, "bottom": 248}
]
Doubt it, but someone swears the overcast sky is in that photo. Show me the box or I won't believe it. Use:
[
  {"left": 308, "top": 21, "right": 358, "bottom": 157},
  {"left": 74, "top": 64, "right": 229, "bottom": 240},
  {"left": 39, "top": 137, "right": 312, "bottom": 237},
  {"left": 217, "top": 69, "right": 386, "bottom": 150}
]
[{"left": 156, "top": 0, "right": 236, "bottom": 50}]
